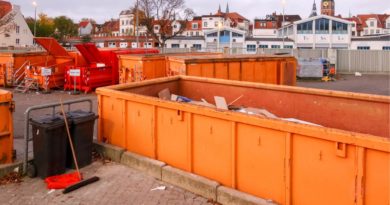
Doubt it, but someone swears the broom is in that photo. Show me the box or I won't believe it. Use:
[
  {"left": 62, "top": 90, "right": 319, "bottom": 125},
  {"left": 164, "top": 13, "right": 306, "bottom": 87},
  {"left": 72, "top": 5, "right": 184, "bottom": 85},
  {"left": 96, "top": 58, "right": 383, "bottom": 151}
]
[{"left": 60, "top": 99, "right": 99, "bottom": 194}]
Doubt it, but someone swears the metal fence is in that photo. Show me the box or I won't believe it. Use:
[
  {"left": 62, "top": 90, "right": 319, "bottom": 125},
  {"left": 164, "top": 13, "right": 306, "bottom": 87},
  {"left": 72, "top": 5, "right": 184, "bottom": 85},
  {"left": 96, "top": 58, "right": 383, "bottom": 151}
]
[
  {"left": 158, "top": 47, "right": 390, "bottom": 74},
  {"left": 337, "top": 50, "right": 390, "bottom": 73}
]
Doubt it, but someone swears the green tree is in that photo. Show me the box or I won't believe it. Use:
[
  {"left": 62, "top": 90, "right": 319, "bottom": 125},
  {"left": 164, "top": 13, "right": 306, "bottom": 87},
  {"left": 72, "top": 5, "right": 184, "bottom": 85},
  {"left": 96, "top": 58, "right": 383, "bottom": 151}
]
[{"left": 53, "top": 16, "right": 78, "bottom": 42}]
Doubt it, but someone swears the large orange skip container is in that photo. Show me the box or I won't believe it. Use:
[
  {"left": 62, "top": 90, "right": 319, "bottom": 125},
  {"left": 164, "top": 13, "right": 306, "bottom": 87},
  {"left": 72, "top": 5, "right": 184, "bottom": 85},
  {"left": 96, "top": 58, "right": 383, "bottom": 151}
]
[
  {"left": 168, "top": 55, "right": 297, "bottom": 86},
  {"left": 119, "top": 54, "right": 297, "bottom": 86},
  {"left": 97, "top": 76, "right": 390, "bottom": 205},
  {"left": 0, "top": 89, "right": 13, "bottom": 164},
  {"left": 118, "top": 52, "right": 222, "bottom": 83}
]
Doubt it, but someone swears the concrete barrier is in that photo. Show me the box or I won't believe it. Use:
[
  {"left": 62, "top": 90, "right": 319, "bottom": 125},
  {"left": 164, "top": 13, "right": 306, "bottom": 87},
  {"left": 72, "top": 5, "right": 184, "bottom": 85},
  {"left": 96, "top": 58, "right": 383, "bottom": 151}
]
[
  {"left": 93, "top": 140, "right": 125, "bottom": 162},
  {"left": 162, "top": 166, "right": 219, "bottom": 201},
  {"left": 120, "top": 151, "right": 165, "bottom": 180},
  {"left": 217, "top": 186, "right": 277, "bottom": 205}
]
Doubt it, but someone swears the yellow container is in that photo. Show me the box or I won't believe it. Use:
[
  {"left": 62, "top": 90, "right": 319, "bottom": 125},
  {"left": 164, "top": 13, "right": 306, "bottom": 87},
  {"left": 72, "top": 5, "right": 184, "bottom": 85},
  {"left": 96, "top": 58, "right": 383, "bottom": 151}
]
[
  {"left": 97, "top": 76, "right": 390, "bottom": 205},
  {"left": 0, "top": 89, "right": 14, "bottom": 164}
]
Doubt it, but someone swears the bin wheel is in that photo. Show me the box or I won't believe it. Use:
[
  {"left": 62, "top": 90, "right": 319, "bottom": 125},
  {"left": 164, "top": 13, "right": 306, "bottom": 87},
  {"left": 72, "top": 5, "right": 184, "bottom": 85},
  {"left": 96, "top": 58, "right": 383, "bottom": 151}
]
[{"left": 27, "top": 163, "right": 37, "bottom": 178}]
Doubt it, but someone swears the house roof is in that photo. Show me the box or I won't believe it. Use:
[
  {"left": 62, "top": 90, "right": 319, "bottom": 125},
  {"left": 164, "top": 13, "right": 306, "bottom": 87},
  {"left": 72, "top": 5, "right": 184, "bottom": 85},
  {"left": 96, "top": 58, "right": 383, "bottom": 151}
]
[
  {"left": 245, "top": 37, "right": 294, "bottom": 42},
  {"left": 355, "top": 14, "right": 389, "bottom": 28},
  {"left": 351, "top": 34, "right": 390, "bottom": 41},
  {"left": 79, "top": 21, "right": 90, "bottom": 28},
  {"left": 0, "top": 0, "right": 12, "bottom": 19},
  {"left": 120, "top": 9, "right": 132, "bottom": 16}
]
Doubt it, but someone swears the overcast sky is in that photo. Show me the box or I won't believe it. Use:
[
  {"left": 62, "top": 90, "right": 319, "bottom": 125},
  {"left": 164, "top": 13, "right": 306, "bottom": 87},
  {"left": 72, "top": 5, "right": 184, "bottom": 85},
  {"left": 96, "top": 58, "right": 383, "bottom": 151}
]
[{"left": 11, "top": 0, "right": 390, "bottom": 23}]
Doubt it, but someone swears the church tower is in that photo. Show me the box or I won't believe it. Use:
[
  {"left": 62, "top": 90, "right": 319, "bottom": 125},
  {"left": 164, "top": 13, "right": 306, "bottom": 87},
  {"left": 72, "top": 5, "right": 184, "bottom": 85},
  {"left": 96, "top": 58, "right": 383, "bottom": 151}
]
[
  {"left": 309, "top": 0, "right": 317, "bottom": 17},
  {"left": 321, "top": 0, "right": 335, "bottom": 16}
]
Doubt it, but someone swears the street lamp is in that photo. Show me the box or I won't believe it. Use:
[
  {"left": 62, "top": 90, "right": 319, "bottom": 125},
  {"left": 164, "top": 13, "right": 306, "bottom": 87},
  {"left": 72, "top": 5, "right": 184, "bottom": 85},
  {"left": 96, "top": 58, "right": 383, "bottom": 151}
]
[
  {"left": 136, "top": 0, "right": 139, "bottom": 48},
  {"left": 281, "top": 0, "right": 286, "bottom": 49},
  {"left": 32, "top": 1, "right": 37, "bottom": 37},
  {"left": 217, "top": 21, "right": 222, "bottom": 52}
]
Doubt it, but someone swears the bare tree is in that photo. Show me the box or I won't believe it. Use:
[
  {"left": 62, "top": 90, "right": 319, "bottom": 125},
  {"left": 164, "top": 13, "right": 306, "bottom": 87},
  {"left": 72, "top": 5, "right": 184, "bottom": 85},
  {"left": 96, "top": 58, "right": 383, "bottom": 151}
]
[
  {"left": 0, "top": 9, "right": 16, "bottom": 35},
  {"left": 137, "top": 0, "right": 195, "bottom": 48}
]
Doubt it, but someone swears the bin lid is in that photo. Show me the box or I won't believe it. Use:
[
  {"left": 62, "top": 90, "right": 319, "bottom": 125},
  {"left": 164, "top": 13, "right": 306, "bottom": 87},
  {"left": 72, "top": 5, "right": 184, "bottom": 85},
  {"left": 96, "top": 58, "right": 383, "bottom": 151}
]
[
  {"left": 0, "top": 89, "right": 12, "bottom": 103},
  {"left": 30, "top": 115, "right": 66, "bottom": 129},
  {"left": 66, "top": 110, "right": 97, "bottom": 124}
]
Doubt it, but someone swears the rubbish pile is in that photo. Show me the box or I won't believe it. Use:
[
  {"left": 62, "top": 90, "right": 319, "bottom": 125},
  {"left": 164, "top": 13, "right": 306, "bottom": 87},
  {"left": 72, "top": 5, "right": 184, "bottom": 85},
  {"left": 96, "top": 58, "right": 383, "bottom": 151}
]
[{"left": 158, "top": 88, "right": 322, "bottom": 127}]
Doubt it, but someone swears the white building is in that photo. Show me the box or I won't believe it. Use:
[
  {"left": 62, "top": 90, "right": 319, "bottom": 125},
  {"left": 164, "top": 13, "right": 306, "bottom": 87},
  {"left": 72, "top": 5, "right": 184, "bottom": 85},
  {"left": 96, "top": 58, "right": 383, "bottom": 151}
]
[
  {"left": 345, "top": 14, "right": 390, "bottom": 37},
  {"left": 0, "top": 2, "right": 33, "bottom": 47},
  {"left": 279, "top": 15, "right": 352, "bottom": 49},
  {"left": 78, "top": 21, "right": 93, "bottom": 36},
  {"left": 119, "top": 9, "right": 134, "bottom": 36},
  {"left": 245, "top": 37, "right": 294, "bottom": 53},
  {"left": 350, "top": 34, "right": 390, "bottom": 50}
]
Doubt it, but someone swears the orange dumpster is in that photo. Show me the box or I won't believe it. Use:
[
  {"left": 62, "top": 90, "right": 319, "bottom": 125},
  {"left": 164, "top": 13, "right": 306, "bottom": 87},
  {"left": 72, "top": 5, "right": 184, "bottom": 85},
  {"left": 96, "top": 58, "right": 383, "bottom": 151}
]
[
  {"left": 97, "top": 76, "right": 390, "bottom": 205},
  {"left": 0, "top": 89, "right": 14, "bottom": 164},
  {"left": 167, "top": 54, "right": 297, "bottom": 86},
  {"left": 118, "top": 52, "right": 222, "bottom": 83}
]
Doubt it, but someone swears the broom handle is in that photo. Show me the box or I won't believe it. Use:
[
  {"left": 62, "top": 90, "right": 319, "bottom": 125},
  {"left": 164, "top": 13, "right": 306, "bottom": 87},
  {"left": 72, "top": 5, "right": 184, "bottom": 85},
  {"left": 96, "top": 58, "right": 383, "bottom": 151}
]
[{"left": 60, "top": 99, "right": 82, "bottom": 180}]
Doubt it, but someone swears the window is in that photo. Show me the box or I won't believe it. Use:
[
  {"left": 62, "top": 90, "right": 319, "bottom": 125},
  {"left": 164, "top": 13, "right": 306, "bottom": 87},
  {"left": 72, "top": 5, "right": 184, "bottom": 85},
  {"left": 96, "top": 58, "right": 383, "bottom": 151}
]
[
  {"left": 376, "top": 29, "right": 380, "bottom": 34},
  {"left": 215, "top": 21, "right": 219, "bottom": 27},
  {"left": 16, "top": 39, "right": 20, "bottom": 45},
  {"left": 246, "top": 44, "right": 256, "bottom": 52},
  {"left": 297, "top": 21, "right": 313, "bottom": 34},
  {"left": 261, "top": 22, "right": 266, "bottom": 27},
  {"left": 352, "top": 31, "right": 355, "bottom": 36},
  {"left": 259, "top": 45, "right": 268, "bottom": 48},
  {"left": 192, "top": 23, "right": 198, "bottom": 29},
  {"left": 121, "top": 20, "right": 124, "bottom": 25},
  {"left": 357, "top": 46, "right": 370, "bottom": 50},
  {"left": 207, "top": 32, "right": 217, "bottom": 37},
  {"left": 387, "top": 22, "right": 390, "bottom": 29},
  {"left": 315, "top": 18, "right": 329, "bottom": 34},
  {"left": 190, "top": 31, "right": 193, "bottom": 36},
  {"left": 171, "top": 44, "right": 180, "bottom": 48},
  {"left": 370, "top": 21, "right": 374, "bottom": 27},
  {"left": 284, "top": 45, "right": 293, "bottom": 49},
  {"left": 271, "top": 45, "right": 281, "bottom": 48},
  {"left": 232, "top": 32, "right": 243, "bottom": 37},
  {"left": 154, "top": 25, "right": 159, "bottom": 30},
  {"left": 122, "top": 29, "right": 124, "bottom": 33},
  {"left": 204, "top": 22, "right": 208, "bottom": 27},
  {"left": 193, "top": 44, "right": 202, "bottom": 50},
  {"left": 16, "top": 26, "right": 20, "bottom": 34},
  {"left": 383, "top": 46, "right": 390, "bottom": 51},
  {"left": 196, "top": 31, "right": 199, "bottom": 36},
  {"left": 173, "top": 24, "right": 177, "bottom": 29},
  {"left": 126, "top": 20, "right": 129, "bottom": 25},
  {"left": 332, "top": 21, "right": 348, "bottom": 34}
]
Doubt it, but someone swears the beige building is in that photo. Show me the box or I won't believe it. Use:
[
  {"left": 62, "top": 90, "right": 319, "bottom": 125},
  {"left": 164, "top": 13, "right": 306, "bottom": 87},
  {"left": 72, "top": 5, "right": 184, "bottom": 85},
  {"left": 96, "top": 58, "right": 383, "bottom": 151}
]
[{"left": 0, "top": 1, "right": 33, "bottom": 47}]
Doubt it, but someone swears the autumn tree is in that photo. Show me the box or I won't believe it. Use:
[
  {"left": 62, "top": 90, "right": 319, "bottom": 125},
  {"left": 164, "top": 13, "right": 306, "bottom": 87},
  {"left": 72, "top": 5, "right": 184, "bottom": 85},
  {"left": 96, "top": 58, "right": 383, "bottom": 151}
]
[
  {"left": 136, "top": 0, "right": 195, "bottom": 48},
  {"left": 53, "top": 16, "right": 78, "bottom": 42},
  {"left": 26, "top": 13, "right": 55, "bottom": 37}
]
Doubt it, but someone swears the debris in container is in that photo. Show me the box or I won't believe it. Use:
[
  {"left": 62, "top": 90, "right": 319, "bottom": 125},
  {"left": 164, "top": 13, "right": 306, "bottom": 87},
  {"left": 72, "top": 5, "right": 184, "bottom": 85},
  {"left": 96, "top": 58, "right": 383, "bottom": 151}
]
[
  {"left": 282, "top": 118, "right": 322, "bottom": 127},
  {"left": 236, "top": 107, "right": 278, "bottom": 119},
  {"left": 214, "top": 96, "right": 228, "bottom": 110},
  {"left": 158, "top": 88, "right": 171, "bottom": 100},
  {"left": 171, "top": 94, "right": 192, "bottom": 102},
  {"left": 189, "top": 100, "right": 216, "bottom": 108},
  {"left": 151, "top": 186, "right": 166, "bottom": 191}
]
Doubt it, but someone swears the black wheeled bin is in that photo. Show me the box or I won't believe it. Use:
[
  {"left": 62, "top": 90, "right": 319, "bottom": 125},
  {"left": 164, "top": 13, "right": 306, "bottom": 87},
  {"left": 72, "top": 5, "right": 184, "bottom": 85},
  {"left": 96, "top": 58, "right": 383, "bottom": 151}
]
[
  {"left": 66, "top": 110, "right": 97, "bottom": 169},
  {"left": 30, "top": 115, "right": 68, "bottom": 179}
]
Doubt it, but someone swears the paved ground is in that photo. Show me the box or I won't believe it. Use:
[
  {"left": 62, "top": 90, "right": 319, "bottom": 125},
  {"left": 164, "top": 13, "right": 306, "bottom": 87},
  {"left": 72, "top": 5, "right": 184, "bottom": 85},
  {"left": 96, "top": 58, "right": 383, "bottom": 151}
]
[
  {"left": 0, "top": 161, "right": 213, "bottom": 205},
  {"left": 297, "top": 74, "right": 390, "bottom": 96}
]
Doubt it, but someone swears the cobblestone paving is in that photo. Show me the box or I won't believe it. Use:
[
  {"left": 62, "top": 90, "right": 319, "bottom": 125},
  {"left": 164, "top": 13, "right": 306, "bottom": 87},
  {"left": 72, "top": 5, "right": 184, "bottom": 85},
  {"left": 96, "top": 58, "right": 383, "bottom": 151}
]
[{"left": 0, "top": 162, "right": 213, "bottom": 205}]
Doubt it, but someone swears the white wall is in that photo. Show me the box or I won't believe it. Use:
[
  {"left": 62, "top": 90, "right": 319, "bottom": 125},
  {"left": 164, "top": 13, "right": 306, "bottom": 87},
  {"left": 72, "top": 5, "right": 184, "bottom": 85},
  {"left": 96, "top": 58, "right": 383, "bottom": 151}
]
[
  {"left": 119, "top": 13, "right": 134, "bottom": 36},
  {"left": 0, "top": 5, "right": 33, "bottom": 47},
  {"left": 351, "top": 40, "right": 390, "bottom": 50},
  {"left": 79, "top": 23, "right": 93, "bottom": 36},
  {"left": 253, "top": 29, "right": 277, "bottom": 38},
  {"left": 166, "top": 39, "right": 205, "bottom": 49}
]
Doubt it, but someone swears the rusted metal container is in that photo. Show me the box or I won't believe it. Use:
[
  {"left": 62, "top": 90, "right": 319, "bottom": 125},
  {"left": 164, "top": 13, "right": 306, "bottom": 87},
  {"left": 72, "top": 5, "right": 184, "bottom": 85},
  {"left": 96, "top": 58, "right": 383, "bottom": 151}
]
[
  {"left": 0, "top": 89, "right": 14, "bottom": 164},
  {"left": 97, "top": 76, "right": 390, "bottom": 205},
  {"left": 168, "top": 55, "right": 297, "bottom": 86},
  {"left": 118, "top": 52, "right": 222, "bottom": 83}
]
